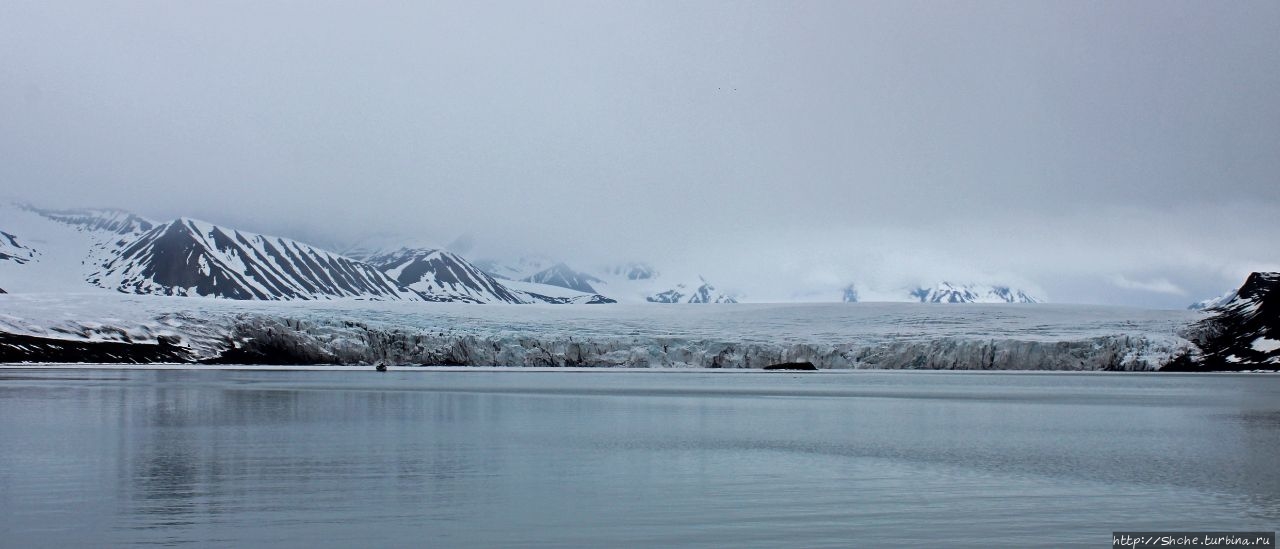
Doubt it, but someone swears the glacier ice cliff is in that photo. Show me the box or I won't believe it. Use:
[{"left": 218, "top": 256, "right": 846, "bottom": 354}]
[{"left": 0, "top": 295, "right": 1202, "bottom": 370}]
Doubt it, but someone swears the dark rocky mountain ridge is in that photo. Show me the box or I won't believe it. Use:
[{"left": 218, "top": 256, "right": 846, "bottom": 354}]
[{"left": 1182, "top": 272, "right": 1280, "bottom": 370}]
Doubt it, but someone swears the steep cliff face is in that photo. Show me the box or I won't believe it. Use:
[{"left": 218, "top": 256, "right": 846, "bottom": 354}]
[
  {"left": 0, "top": 294, "right": 1200, "bottom": 370},
  {"left": 1183, "top": 272, "right": 1280, "bottom": 369},
  {"left": 211, "top": 319, "right": 1178, "bottom": 370}
]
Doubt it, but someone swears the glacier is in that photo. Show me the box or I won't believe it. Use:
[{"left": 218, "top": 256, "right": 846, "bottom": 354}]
[{"left": 0, "top": 293, "right": 1199, "bottom": 370}]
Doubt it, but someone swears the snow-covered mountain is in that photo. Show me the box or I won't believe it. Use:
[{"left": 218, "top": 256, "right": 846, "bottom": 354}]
[
  {"left": 473, "top": 255, "right": 554, "bottom": 281},
  {"left": 839, "top": 282, "right": 1040, "bottom": 303},
  {"left": 3, "top": 201, "right": 1058, "bottom": 309},
  {"left": 362, "top": 248, "right": 615, "bottom": 304},
  {"left": 1, "top": 203, "right": 132, "bottom": 293},
  {"left": 646, "top": 277, "right": 738, "bottom": 304},
  {"left": 92, "top": 218, "right": 421, "bottom": 301},
  {"left": 2, "top": 204, "right": 422, "bottom": 301},
  {"left": 521, "top": 263, "right": 603, "bottom": 294},
  {"left": 477, "top": 257, "right": 737, "bottom": 304},
  {"left": 1185, "top": 272, "right": 1279, "bottom": 368},
  {"left": 602, "top": 262, "right": 657, "bottom": 280},
  {"left": 28, "top": 206, "right": 155, "bottom": 240},
  {"left": 2, "top": 203, "right": 619, "bottom": 305},
  {"left": 498, "top": 278, "right": 618, "bottom": 304},
  {"left": 1188, "top": 290, "right": 1237, "bottom": 311},
  {"left": 363, "top": 248, "right": 528, "bottom": 304},
  {"left": 910, "top": 283, "right": 1040, "bottom": 304}
]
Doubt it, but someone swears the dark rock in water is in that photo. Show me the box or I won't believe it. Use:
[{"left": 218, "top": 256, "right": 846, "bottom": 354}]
[
  {"left": 0, "top": 332, "right": 192, "bottom": 363},
  {"left": 375, "top": 362, "right": 388, "bottom": 372},
  {"left": 1183, "top": 272, "right": 1280, "bottom": 371},
  {"left": 763, "top": 362, "right": 818, "bottom": 371}
]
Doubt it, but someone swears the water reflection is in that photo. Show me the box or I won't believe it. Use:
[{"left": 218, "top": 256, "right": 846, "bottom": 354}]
[{"left": 0, "top": 369, "right": 1278, "bottom": 548}]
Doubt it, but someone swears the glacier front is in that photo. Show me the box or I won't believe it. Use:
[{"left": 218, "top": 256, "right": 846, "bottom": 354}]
[{"left": 0, "top": 294, "right": 1201, "bottom": 370}]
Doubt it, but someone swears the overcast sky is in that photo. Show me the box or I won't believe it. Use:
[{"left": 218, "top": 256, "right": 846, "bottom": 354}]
[{"left": 2, "top": 1, "right": 1277, "bottom": 307}]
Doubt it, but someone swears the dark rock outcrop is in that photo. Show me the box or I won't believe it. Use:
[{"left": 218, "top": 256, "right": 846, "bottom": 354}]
[
  {"left": 522, "top": 292, "right": 617, "bottom": 304},
  {"left": 1184, "top": 272, "right": 1280, "bottom": 370},
  {"left": 0, "top": 231, "right": 36, "bottom": 264},
  {"left": 0, "top": 332, "right": 192, "bottom": 363}
]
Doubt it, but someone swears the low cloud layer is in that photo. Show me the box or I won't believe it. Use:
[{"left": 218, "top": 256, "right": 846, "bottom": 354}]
[
  {"left": 2, "top": 1, "right": 1277, "bottom": 308},
  {"left": 1110, "top": 275, "right": 1187, "bottom": 297}
]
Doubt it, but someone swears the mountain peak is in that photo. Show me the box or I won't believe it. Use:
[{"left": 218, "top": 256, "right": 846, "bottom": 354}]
[
  {"left": 911, "top": 282, "right": 1040, "bottom": 304},
  {"left": 645, "top": 276, "right": 738, "bottom": 304},
  {"left": 603, "top": 262, "right": 657, "bottom": 280},
  {"left": 27, "top": 205, "right": 156, "bottom": 237},
  {"left": 1188, "top": 289, "right": 1239, "bottom": 311},
  {"left": 522, "top": 263, "right": 603, "bottom": 294},
  {"left": 93, "top": 219, "right": 418, "bottom": 301},
  {"left": 365, "top": 247, "right": 526, "bottom": 304}
]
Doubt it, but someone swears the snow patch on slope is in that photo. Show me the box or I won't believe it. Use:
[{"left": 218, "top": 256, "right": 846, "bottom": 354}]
[
  {"left": 1251, "top": 337, "right": 1280, "bottom": 353},
  {"left": 0, "top": 204, "right": 120, "bottom": 293}
]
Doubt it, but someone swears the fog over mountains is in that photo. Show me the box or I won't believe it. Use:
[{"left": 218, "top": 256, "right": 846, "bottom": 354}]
[{"left": 3, "top": 202, "right": 1057, "bottom": 305}]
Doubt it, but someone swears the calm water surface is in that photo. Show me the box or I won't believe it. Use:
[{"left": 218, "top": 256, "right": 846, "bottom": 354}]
[{"left": 0, "top": 369, "right": 1277, "bottom": 548}]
